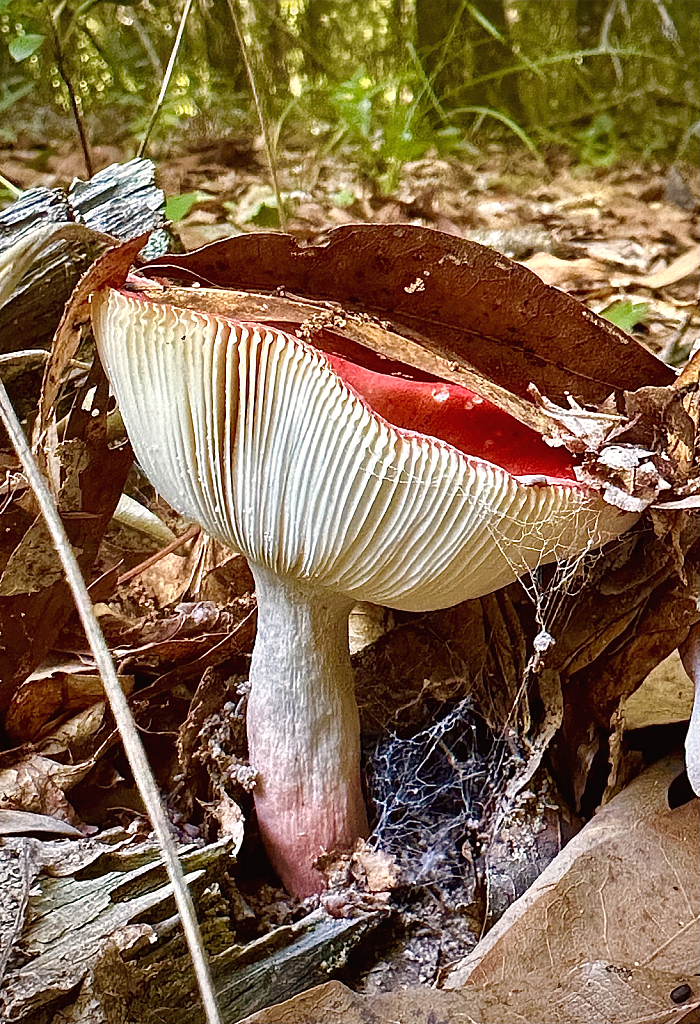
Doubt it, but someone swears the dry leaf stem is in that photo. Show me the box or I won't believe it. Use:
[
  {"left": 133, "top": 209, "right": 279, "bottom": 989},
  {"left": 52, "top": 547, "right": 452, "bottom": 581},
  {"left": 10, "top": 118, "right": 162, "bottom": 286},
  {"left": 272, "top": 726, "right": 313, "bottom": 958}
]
[
  {"left": 137, "top": 0, "right": 194, "bottom": 159},
  {"left": 0, "top": 380, "right": 222, "bottom": 1024},
  {"left": 227, "top": 0, "right": 287, "bottom": 231}
]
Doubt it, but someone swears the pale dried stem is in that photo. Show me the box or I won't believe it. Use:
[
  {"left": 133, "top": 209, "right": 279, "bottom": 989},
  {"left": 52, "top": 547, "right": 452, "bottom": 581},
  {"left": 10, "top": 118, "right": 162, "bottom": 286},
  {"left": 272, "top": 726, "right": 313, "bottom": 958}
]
[{"left": 0, "top": 380, "right": 222, "bottom": 1024}]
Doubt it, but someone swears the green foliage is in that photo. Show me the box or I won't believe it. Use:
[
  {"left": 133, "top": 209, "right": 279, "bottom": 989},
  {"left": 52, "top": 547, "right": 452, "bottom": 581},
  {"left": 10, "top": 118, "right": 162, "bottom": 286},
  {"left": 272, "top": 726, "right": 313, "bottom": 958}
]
[
  {"left": 224, "top": 186, "right": 283, "bottom": 228},
  {"left": 8, "top": 32, "right": 43, "bottom": 62},
  {"left": 575, "top": 114, "right": 620, "bottom": 169},
  {"left": 330, "top": 187, "right": 356, "bottom": 208},
  {"left": 320, "top": 66, "right": 468, "bottom": 193},
  {"left": 600, "top": 299, "right": 649, "bottom": 334},
  {"left": 164, "top": 191, "right": 212, "bottom": 223},
  {"left": 0, "top": 0, "right": 697, "bottom": 181}
]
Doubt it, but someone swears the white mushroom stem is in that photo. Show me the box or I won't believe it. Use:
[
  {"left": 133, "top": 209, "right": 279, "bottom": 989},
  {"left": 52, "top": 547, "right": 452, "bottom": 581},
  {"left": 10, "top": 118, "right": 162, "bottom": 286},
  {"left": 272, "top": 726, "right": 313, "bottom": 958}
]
[
  {"left": 247, "top": 565, "right": 369, "bottom": 896},
  {"left": 680, "top": 624, "right": 700, "bottom": 797}
]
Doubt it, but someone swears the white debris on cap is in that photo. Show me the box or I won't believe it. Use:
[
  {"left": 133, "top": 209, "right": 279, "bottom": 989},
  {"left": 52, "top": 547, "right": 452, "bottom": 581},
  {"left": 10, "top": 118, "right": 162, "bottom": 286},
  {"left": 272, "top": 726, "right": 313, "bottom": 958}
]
[{"left": 92, "top": 288, "right": 636, "bottom": 613}]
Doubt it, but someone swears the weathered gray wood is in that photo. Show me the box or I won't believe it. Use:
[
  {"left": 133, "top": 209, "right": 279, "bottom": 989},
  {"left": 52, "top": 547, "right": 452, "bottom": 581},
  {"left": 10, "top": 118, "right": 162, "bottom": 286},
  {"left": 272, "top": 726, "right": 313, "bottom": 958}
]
[
  {"left": 0, "top": 159, "right": 167, "bottom": 425},
  {"left": 206, "top": 909, "right": 379, "bottom": 1024},
  {"left": 0, "top": 189, "right": 70, "bottom": 248},
  {"left": 0, "top": 830, "right": 233, "bottom": 1022},
  {"left": 0, "top": 159, "right": 166, "bottom": 361},
  {"left": 0, "top": 828, "right": 383, "bottom": 1024}
]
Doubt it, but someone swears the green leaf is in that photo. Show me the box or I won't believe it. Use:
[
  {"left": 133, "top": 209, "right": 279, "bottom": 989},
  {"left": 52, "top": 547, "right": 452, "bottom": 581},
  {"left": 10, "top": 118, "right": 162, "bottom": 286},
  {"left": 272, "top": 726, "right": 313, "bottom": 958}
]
[
  {"left": 0, "top": 81, "right": 34, "bottom": 114},
  {"left": 331, "top": 188, "right": 356, "bottom": 209},
  {"left": 600, "top": 299, "right": 649, "bottom": 334},
  {"left": 164, "top": 191, "right": 211, "bottom": 223},
  {"left": 250, "top": 201, "right": 280, "bottom": 228},
  {"left": 9, "top": 33, "right": 45, "bottom": 62}
]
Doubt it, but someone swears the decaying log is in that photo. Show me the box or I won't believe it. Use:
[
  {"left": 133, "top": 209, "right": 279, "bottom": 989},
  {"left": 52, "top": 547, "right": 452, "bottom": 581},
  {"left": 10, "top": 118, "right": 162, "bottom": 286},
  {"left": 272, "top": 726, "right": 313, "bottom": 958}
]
[
  {"left": 0, "top": 159, "right": 166, "bottom": 416},
  {"left": 0, "top": 829, "right": 383, "bottom": 1024}
]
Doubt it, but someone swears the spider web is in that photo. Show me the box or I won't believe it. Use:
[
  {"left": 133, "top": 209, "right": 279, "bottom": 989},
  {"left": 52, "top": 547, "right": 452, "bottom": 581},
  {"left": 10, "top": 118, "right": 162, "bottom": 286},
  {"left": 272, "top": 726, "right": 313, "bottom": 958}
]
[{"left": 364, "top": 512, "right": 615, "bottom": 896}]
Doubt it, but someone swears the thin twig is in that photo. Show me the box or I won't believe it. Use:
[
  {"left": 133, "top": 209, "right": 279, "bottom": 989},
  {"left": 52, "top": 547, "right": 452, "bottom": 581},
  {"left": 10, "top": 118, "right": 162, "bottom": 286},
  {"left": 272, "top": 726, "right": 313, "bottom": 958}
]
[
  {"left": 0, "top": 172, "right": 22, "bottom": 197},
  {"left": 138, "top": 0, "right": 194, "bottom": 158},
  {"left": 0, "top": 383, "right": 222, "bottom": 1024},
  {"left": 0, "top": 349, "right": 52, "bottom": 366},
  {"left": 50, "top": 14, "right": 93, "bottom": 178},
  {"left": 227, "top": 0, "right": 287, "bottom": 232},
  {"left": 117, "top": 523, "right": 200, "bottom": 586}
]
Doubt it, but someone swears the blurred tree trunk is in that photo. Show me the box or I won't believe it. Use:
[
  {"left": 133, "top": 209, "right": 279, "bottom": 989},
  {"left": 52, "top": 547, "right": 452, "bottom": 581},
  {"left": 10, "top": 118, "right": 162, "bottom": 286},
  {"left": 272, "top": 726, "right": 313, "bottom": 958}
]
[
  {"left": 300, "top": 0, "right": 337, "bottom": 80},
  {"left": 416, "top": 0, "right": 475, "bottom": 105},
  {"left": 465, "top": 1, "right": 522, "bottom": 120},
  {"left": 247, "top": 0, "right": 288, "bottom": 91},
  {"left": 198, "top": 0, "right": 246, "bottom": 91},
  {"left": 384, "top": 0, "right": 409, "bottom": 78},
  {"left": 503, "top": 0, "right": 580, "bottom": 129}
]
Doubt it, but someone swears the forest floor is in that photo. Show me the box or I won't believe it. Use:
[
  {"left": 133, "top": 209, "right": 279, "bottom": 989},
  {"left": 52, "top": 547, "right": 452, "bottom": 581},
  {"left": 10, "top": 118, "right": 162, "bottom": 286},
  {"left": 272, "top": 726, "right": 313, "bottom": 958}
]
[
  {"left": 0, "top": 138, "right": 698, "bottom": 1024},
  {"left": 3, "top": 135, "right": 699, "bottom": 345}
]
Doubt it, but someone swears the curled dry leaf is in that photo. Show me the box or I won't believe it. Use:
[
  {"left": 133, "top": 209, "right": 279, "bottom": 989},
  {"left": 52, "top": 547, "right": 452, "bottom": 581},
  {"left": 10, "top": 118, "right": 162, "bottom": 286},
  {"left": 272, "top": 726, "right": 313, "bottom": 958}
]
[
  {"left": 35, "top": 233, "right": 147, "bottom": 440},
  {"left": 4, "top": 669, "right": 134, "bottom": 744},
  {"left": 518, "top": 251, "right": 609, "bottom": 288},
  {"left": 622, "top": 650, "right": 695, "bottom": 730},
  {"left": 212, "top": 793, "right": 245, "bottom": 854},
  {"left": 0, "top": 753, "right": 96, "bottom": 828}
]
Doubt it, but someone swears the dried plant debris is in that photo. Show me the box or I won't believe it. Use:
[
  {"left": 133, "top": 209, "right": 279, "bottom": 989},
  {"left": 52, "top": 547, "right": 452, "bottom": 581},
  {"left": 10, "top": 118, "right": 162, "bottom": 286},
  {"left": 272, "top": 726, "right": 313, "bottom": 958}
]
[
  {"left": 0, "top": 825, "right": 385, "bottom": 1024},
  {"left": 0, "top": 162, "right": 166, "bottom": 426},
  {"left": 239, "top": 755, "right": 698, "bottom": 1024},
  {"left": 0, "top": 828, "right": 233, "bottom": 1023}
]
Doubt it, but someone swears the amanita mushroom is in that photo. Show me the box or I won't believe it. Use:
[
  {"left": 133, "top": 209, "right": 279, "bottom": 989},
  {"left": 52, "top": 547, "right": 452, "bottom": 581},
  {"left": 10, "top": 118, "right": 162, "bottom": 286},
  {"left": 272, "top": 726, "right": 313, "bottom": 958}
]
[{"left": 92, "top": 285, "right": 637, "bottom": 896}]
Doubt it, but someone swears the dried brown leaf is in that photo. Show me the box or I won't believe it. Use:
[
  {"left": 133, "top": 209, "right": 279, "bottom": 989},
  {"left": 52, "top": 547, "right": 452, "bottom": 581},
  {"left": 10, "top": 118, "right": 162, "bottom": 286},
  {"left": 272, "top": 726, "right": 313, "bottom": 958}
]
[
  {"left": 211, "top": 794, "right": 245, "bottom": 854},
  {"left": 36, "top": 234, "right": 147, "bottom": 438},
  {"left": 445, "top": 754, "right": 698, "bottom": 998},
  {"left": 0, "top": 434, "right": 132, "bottom": 710},
  {"left": 519, "top": 251, "right": 608, "bottom": 287},
  {"left": 637, "top": 246, "right": 700, "bottom": 289},
  {"left": 0, "top": 808, "right": 83, "bottom": 837},
  {"left": 0, "top": 753, "right": 95, "bottom": 827},
  {"left": 140, "top": 225, "right": 674, "bottom": 407}
]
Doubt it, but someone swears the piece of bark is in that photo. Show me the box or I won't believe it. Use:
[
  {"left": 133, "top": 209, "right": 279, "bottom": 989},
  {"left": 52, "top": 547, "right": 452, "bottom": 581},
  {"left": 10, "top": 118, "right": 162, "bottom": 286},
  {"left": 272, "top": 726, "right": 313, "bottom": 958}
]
[
  {"left": 0, "top": 822, "right": 384, "bottom": 1024},
  {"left": 0, "top": 160, "right": 165, "bottom": 420},
  {"left": 0, "top": 830, "right": 234, "bottom": 1022}
]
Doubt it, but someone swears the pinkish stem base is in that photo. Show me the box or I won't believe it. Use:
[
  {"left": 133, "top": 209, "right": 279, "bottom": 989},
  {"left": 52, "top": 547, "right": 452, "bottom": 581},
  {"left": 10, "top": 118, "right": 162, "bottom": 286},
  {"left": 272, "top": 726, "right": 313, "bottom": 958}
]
[{"left": 247, "top": 566, "right": 369, "bottom": 896}]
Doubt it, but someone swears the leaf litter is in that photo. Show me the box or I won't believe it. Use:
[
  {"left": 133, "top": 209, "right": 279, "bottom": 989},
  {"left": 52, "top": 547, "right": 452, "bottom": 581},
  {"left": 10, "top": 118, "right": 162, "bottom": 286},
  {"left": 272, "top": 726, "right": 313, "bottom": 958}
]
[{"left": 0, "top": 149, "right": 698, "bottom": 1022}]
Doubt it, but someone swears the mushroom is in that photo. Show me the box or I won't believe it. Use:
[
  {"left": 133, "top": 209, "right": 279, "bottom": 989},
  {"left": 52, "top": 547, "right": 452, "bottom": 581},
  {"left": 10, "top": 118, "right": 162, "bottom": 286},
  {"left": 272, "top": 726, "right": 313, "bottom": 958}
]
[
  {"left": 680, "top": 624, "right": 700, "bottom": 797},
  {"left": 92, "top": 285, "right": 637, "bottom": 896}
]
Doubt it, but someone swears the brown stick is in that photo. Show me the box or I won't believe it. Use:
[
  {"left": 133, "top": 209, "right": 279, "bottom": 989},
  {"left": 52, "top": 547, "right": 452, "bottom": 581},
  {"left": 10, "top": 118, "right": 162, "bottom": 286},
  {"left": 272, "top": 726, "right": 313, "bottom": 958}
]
[
  {"left": 51, "top": 17, "right": 93, "bottom": 178},
  {"left": 117, "top": 523, "right": 201, "bottom": 586}
]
